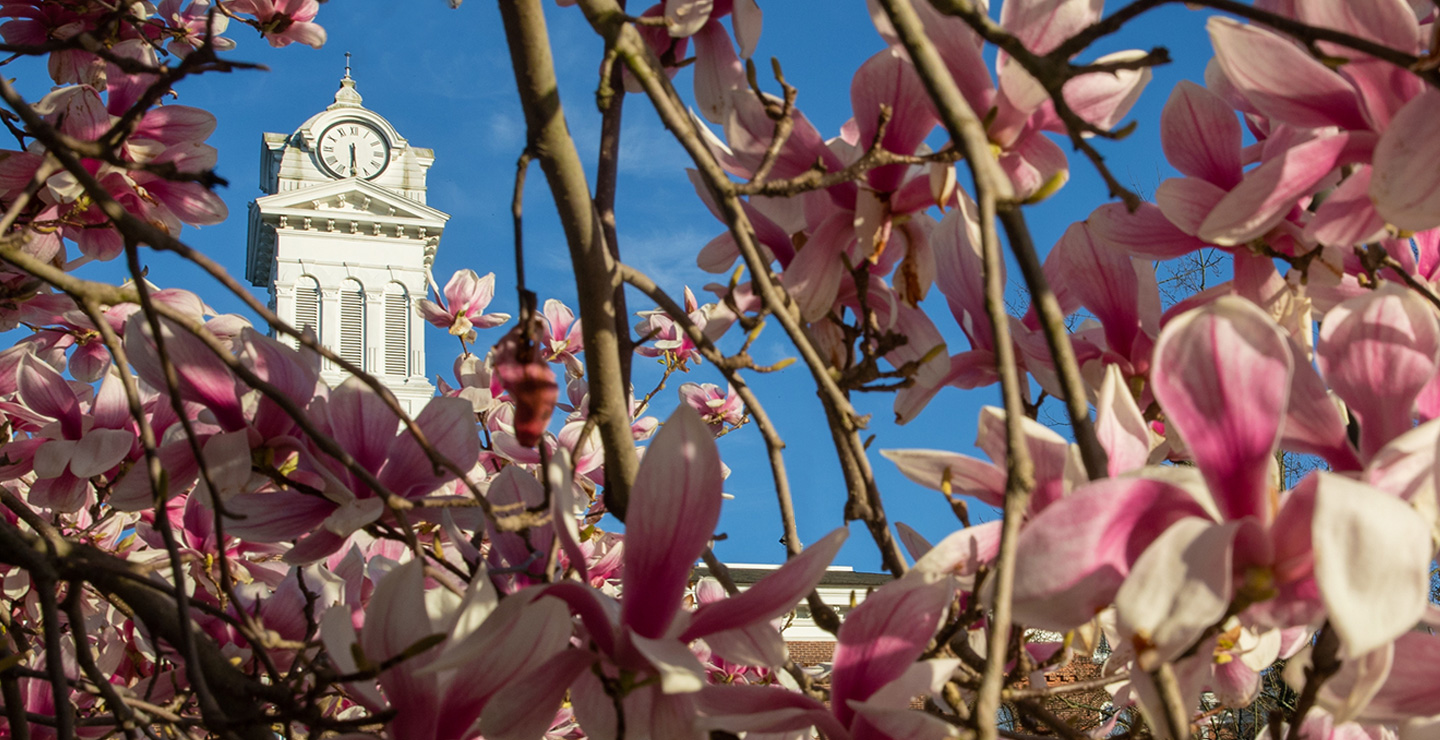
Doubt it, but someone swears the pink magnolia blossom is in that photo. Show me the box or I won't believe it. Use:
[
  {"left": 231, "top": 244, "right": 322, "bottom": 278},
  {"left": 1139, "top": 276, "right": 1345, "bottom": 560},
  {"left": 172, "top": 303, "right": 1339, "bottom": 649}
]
[
  {"left": 539, "top": 298, "right": 584, "bottom": 374},
  {"left": 696, "top": 543, "right": 973, "bottom": 740},
  {"left": 9, "top": 353, "right": 136, "bottom": 512},
  {"left": 223, "top": 377, "right": 479, "bottom": 562},
  {"left": 417, "top": 269, "right": 511, "bottom": 342},
  {"left": 634, "top": 286, "right": 713, "bottom": 367},
  {"left": 677, "top": 382, "right": 742, "bottom": 433},
  {"left": 157, "top": 0, "right": 235, "bottom": 57},
  {"left": 225, "top": 0, "right": 326, "bottom": 48},
  {"left": 1013, "top": 297, "right": 1432, "bottom": 670},
  {"left": 868, "top": 0, "right": 1151, "bottom": 201},
  {"left": 472, "top": 406, "right": 848, "bottom": 740},
  {"left": 321, "top": 558, "right": 574, "bottom": 740}
]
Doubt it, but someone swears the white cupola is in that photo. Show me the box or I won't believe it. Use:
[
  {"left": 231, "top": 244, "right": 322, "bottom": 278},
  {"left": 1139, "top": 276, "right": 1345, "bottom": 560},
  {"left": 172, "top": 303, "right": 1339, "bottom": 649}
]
[{"left": 245, "top": 60, "right": 446, "bottom": 414}]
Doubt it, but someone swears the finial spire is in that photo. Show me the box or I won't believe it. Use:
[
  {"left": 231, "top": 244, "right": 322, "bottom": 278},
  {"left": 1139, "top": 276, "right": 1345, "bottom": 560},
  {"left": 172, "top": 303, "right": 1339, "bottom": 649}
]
[{"left": 329, "top": 53, "right": 363, "bottom": 109}]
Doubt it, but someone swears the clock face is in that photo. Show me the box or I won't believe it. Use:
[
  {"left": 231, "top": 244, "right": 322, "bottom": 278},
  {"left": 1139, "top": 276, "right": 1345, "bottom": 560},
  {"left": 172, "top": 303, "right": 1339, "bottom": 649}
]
[{"left": 317, "top": 121, "right": 390, "bottom": 179}]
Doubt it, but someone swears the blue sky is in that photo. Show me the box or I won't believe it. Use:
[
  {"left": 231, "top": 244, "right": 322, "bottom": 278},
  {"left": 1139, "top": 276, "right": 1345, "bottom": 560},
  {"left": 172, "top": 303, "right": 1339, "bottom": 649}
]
[{"left": 40, "top": 1, "right": 1227, "bottom": 570}]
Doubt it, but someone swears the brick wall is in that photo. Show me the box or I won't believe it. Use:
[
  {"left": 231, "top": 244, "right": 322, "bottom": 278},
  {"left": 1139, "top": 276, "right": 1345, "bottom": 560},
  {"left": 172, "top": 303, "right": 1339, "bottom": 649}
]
[
  {"left": 788, "top": 641, "right": 835, "bottom": 667},
  {"left": 786, "top": 639, "right": 1114, "bottom": 734}
]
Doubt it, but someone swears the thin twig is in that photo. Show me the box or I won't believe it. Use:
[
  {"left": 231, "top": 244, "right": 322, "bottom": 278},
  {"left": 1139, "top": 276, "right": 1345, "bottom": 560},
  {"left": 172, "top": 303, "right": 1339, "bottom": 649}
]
[
  {"left": 996, "top": 211, "right": 1109, "bottom": 480},
  {"left": 868, "top": 4, "right": 1034, "bottom": 740}
]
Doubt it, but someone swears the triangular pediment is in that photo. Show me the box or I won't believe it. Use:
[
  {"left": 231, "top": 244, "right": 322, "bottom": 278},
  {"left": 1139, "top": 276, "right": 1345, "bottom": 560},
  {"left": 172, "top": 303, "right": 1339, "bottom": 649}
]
[{"left": 254, "top": 178, "right": 449, "bottom": 226}]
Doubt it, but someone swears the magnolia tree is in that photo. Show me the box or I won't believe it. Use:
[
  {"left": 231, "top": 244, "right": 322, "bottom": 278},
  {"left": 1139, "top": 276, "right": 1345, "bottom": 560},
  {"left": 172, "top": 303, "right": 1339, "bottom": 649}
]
[{"left": 0, "top": 0, "right": 1438, "bottom": 739}]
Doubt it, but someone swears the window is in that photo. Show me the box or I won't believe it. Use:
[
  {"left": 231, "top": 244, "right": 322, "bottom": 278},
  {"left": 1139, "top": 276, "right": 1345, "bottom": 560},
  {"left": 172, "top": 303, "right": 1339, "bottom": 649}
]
[
  {"left": 340, "top": 278, "right": 365, "bottom": 370},
  {"left": 384, "top": 283, "right": 408, "bottom": 375},
  {"left": 293, "top": 276, "right": 321, "bottom": 345}
]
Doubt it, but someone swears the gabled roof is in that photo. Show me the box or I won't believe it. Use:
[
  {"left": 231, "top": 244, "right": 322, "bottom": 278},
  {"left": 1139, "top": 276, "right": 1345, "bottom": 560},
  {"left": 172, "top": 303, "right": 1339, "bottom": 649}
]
[{"left": 253, "top": 177, "right": 450, "bottom": 226}]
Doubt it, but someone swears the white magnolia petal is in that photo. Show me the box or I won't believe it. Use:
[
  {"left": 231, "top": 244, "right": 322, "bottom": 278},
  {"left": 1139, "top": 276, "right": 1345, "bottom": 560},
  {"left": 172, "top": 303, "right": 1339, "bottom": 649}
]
[{"left": 1312, "top": 473, "right": 1431, "bottom": 658}]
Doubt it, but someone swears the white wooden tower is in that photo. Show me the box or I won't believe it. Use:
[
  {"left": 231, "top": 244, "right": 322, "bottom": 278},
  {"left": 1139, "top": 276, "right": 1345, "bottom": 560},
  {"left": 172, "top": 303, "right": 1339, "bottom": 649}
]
[{"left": 246, "top": 61, "right": 445, "bottom": 414}]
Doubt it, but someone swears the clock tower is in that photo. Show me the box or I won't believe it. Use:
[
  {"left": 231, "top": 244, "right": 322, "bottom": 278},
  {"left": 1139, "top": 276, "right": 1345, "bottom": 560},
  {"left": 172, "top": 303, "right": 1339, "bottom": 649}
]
[{"left": 245, "top": 64, "right": 447, "bottom": 414}]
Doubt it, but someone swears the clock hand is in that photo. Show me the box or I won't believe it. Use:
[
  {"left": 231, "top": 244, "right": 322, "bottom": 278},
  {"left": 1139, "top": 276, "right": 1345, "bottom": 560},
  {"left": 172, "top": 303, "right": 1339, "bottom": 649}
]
[{"left": 349, "top": 144, "right": 357, "bottom": 176}]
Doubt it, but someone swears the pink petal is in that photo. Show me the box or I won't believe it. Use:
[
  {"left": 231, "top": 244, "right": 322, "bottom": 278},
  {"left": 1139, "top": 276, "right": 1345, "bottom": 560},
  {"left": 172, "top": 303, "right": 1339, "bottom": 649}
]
[
  {"left": 830, "top": 573, "right": 952, "bottom": 726},
  {"left": 691, "top": 21, "right": 744, "bottom": 123},
  {"left": 548, "top": 452, "right": 591, "bottom": 584},
  {"left": 1088, "top": 201, "right": 1207, "bottom": 260},
  {"left": 480, "top": 649, "right": 595, "bottom": 740},
  {"left": 29, "top": 471, "right": 90, "bottom": 512},
  {"left": 697, "top": 232, "right": 741, "bottom": 273},
  {"left": 630, "top": 631, "right": 709, "bottom": 693},
  {"left": 1061, "top": 50, "right": 1151, "bottom": 132},
  {"left": 136, "top": 105, "right": 216, "bottom": 145},
  {"left": 380, "top": 396, "right": 478, "bottom": 498},
  {"left": 701, "top": 621, "right": 788, "bottom": 668},
  {"left": 123, "top": 315, "right": 244, "bottom": 430},
  {"left": 931, "top": 193, "right": 993, "bottom": 350},
  {"left": 1294, "top": 0, "right": 1420, "bottom": 52},
  {"left": 1364, "top": 420, "right": 1440, "bottom": 502},
  {"left": 664, "top": 0, "right": 714, "bottom": 37},
  {"left": 868, "top": 0, "right": 993, "bottom": 116},
  {"left": 34, "top": 439, "right": 77, "bottom": 479},
  {"left": 621, "top": 406, "right": 724, "bottom": 639},
  {"left": 1160, "top": 80, "right": 1243, "bottom": 189},
  {"left": 1279, "top": 338, "right": 1362, "bottom": 471},
  {"left": 1337, "top": 57, "right": 1423, "bottom": 133},
  {"left": 782, "top": 211, "right": 850, "bottom": 322},
  {"left": 1000, "top": 0, "right": 1103, "bottom": 55},
  {"left": 328, "top": 377, "right": 397, "bottom": 475},
  {"left": 1045, "top": 222, "right": 1142, "bottom": 357},
  {"left": 1305, "top": 165, "right": 1387, "bottom": 246},
  {"left": 1012, "top": 477, "right": 1210, "bottom": 631},
  {"left": 362, "top": 560, "right": 441, "bottom": 738},
  {"left": 35, "top": 86, "right": 109, "bottom": 141},
  {"left": 1199, "top": 133, "right": 1355, "bottom": 245},
  {"left": 1325, "top": 633, "right": 1440, "bottom": 722},
  {"left": 1371, "top": 89, "right": 1440, "bottom": 232},
  {"left": 851, "top": 48, "right": 938, "bottom": 192},
  {"left": 975, "top": 407, "right": 1078, "bottom": 513},
  {"left": 683, "top": 527, "right": 847, "bottom": 640},
  {"left": 893, "top": 349, "right": 1000, "bottom": 424},
  {"left": 720, "top": 97, "right": 842, "bottom": 186},
  {"left": 913, "top": 521, "right": 1002, "bottom": 580},
  {"left": 730, "top": 0, "right": 761, "bottom": 58},
  {"left": 17, "top": 352, "right": 81, "bottom": 436},
  {"left": 895, "top": 521, "right": 933, "bottom": 562},
  {"left": 1152, "top": 297, "right": 1292, "bottom": 522},
  {"left": 850, "top": 703, "right": 962, "bottom": 740},
  {"left": 1207, "top": 17, "right": 1369, "bottom": 131},
  {"left": 1317, "top": 286, "right": 1440, "bottom": 458},
  {"left": 884, "top": 304, "right": 948, "bottom": 418},
  {"left": 1096, "top": 364, "right": 1149, "bottom": 476},
  {"left": 695, "top": 683, "right": 843, "bottom": 739},
  {"left": 223, "top": 490, "right": 334, "bottom": 541},
  {"left": 146, "top": 180, "right": 227, "bottom": 225},
  {"left": 999, "top": 131, "right": 1068, "bottom": 203},
  {"left": 879, "top": 448, "right": 1005, "bottom": 507},
  {"left": 69, "top": 428, "right": 134, "bottom": 478}
]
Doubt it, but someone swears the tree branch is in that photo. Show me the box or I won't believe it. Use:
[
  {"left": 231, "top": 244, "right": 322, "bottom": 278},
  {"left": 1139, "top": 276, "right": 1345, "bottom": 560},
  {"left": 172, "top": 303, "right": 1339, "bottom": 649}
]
[{"left": 497, "top": 0, "right": 641, "bottom": 519}]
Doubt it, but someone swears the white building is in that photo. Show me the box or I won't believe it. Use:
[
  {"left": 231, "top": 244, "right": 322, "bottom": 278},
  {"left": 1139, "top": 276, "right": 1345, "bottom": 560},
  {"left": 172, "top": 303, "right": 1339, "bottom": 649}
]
[
  {"left": 694, "top": 563, "right": 892, "bottom": 665},
  {"left": 245, "top": 64, "right": 445, "bottom": 415}
]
